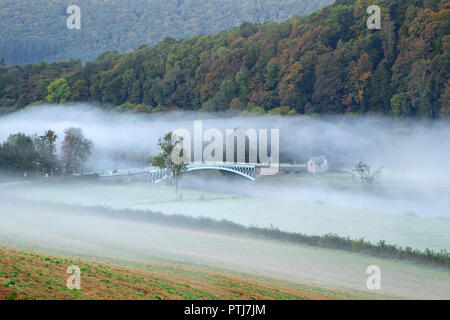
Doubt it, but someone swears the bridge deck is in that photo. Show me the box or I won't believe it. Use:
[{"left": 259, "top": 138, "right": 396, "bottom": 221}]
[{"left": 93, "top": 163, "right": 305, "bottom": 183}]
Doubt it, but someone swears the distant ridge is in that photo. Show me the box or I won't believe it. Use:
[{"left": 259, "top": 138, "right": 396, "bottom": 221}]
[{"left": 0, "top": 0, "right": 332, "bottom": 65}]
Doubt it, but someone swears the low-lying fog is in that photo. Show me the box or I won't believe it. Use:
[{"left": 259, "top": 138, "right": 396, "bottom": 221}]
[
  {"left": 1, "top": 104, "right": 449, "bottom": 298},
  {"left": 1, "top": 104, "right": 449, "bottom": 220},
  {"left": 0, "top": 105, "right": 449, "bottom": 241},
  {"left": 1, "top": 104, "right": 449, "bottom": 181}
]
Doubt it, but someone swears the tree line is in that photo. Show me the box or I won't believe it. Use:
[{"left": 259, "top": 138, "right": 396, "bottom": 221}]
[
  {"left": 0, "top": 0, "right": 448, "bottom": 118},
  {"left": 0, "top": 128, "right": 93, "bottom": 176}
]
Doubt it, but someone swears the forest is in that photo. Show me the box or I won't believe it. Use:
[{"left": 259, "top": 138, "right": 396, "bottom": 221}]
[
  {"left": 0, "top": 0, "right": 331, "bottom": 65},
  {"left": 0, "top": 0, "right": 448, "bottom": 118}
]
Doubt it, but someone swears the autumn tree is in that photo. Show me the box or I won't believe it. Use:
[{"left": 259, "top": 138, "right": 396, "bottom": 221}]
[{"left": 61, "top": 127, "right": 93, "bottom": 174}]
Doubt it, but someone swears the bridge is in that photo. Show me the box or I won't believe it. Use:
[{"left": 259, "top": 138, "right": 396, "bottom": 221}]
[
  {"left": 98, "top": 163, "right": 261, "bottom": 183},
  {"left": 96, "top": 163, "right": 306, "bottom": 184},
  {"left": 183, "top": 163, "right": 257, "bottom": 181}
]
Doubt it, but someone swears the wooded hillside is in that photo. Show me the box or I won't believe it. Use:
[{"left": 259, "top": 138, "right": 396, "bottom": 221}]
[
  {"left": 0, "top": 0, "right": 448, "bottom": 118},
  {"left": 0, "top": 0, "right": 331, "bottom": 65}
]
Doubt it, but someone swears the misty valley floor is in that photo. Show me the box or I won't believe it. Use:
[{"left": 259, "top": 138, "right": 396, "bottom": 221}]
[
  {"left": 0, "top": 192, "right": 449, "bottom": 299},
  {"left": 4, "top": 179, "right": 450, "bottom": 251}
]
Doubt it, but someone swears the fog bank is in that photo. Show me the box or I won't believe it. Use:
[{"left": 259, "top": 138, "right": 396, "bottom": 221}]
[{"left": 0, "top": 104, "right": 449, "bottom": 182}]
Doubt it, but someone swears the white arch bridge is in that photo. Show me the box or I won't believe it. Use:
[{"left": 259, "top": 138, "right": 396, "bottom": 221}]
[
  {"left": 96, "top": 163, "right": 306, "bottom": 184},
  {"left": 98, "top": 163, "right": 268, "bottom": 183}
]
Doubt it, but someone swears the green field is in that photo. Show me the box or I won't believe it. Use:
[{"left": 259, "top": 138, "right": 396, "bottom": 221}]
[
  {"left": 0, "top": 195, "right": 449, "bottom": 299},
  {"left": 5, "top": 177, "right": 449, "bottom": 251}
]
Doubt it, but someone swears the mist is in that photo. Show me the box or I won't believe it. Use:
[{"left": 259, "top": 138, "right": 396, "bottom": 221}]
[
  {"left": 1, "top": 104, "right": 449, "bottom": 221},
  {"left": 1, "top": 104, "right": 449, "bottom": 177},
  {"left": 1, "top": 104, "right": 449, "bottom": 236},
  {"left": 0, "top": 104, "right": 449, "bottom": 299}
]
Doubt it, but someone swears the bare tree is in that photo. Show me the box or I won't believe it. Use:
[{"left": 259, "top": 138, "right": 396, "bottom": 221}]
[{"left": 61, "top": 127, "right": 93, "bottom": 174}]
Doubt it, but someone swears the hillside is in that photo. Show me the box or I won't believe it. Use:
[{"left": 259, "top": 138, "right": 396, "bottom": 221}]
[
  {"left": 0, "top": 0, "right": 332, "bottom": 65},
  {"left": 0, "top": 0, "right": 449, "bottom": 117},
  {"left": 0, "top": 246, "right": 377, "bottom": 300}
]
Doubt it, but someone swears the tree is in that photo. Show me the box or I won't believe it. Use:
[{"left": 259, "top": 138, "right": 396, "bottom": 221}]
[
  {"left": 325, "top": 5, "right": 355, "bottom": 43},
  {"left": 228, "top": 98, "right": 246, "bottom": 112},
  {"left": 36, "top": 79, "right": 52, "bottom": 101},
  {"left": 70, "top": 80, "right": 90, "bottom": 102},
  {"left": 153, "top": 132, "right": 187, "bottom": 197},
  {"left": 35, "top": 130, "right": 59, "bottom": 175},
  {"left": 407, "top": 59, "right": 434, "bottom": 117},
  {"left": 200, "top": 80, "right": 237, "bottom": 112},
  {"left": 235, "top": 69, "right": 250, "bottom": 98},
  {"left": 439, "top": 79, "right": 450, "bottom": 117},
  {"left": 264, "top": 61, "right": 279, "bottom": 90},
  {"left": 312, "top": 45, "right": 351, "bottom": 114},
  {"left": 61, "top": 127, "right": 93, "bottom": 174},
  {"left": 346, "top": 53, "right": 372, "bottom": 110},
  {"left": 391, "top": 93, "right": 413, "bottom": 117},
  {"left": 367, "top": 60, "right": 393, "bottom": 114},
  {"left": 268, "top": 106, "right": 293, "bottom": 116},
  {"left": 0, "top": 130, "right": 61, "bottom": 175},
  {"left": 349, "top": 162, "right": 383, "bottom": 185},
  {"left": 47, "top": 78, "right": 71, "bottom": 104},
  {"left": 0, "top": 133, "right": 39, "bottom": 173}
]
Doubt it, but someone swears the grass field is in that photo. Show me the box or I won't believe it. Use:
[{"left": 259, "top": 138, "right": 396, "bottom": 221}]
[
  {"left": 6, "top": 179, "right": 449, "bottom": 251},
  {"left": 0, "top": 246, "right": 378, "bottom": 300},
  {"left": 0, "top": 198, "right": 449, "bottom": 299},
  {"left": 1, "top": 177, "right": 449, "bottom": 300}
]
